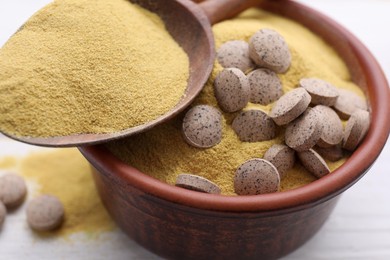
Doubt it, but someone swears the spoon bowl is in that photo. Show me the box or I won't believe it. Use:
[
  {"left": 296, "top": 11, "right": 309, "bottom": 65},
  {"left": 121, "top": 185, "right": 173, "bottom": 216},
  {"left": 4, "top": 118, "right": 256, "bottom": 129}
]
[{"left": 2, "top": 0, "right": 260, "bottom": 147}]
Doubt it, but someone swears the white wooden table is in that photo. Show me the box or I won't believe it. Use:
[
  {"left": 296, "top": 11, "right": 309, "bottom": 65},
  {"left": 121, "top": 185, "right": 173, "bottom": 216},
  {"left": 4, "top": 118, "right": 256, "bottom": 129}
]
[{"left": 0, "top": 1, "right": 389, "bottom": 259}]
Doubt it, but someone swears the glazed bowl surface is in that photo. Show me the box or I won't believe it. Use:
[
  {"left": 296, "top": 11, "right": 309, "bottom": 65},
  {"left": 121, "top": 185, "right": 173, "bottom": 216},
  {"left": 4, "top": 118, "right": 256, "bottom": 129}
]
[{"left": 79, "top": 1, "right": 390, "bottom": 259}]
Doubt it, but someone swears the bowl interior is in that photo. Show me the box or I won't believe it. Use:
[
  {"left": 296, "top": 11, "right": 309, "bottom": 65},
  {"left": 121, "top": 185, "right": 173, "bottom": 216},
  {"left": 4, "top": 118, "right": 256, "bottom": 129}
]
[{"left": 79, "top": 1, "right": 390, "bottom": 213}]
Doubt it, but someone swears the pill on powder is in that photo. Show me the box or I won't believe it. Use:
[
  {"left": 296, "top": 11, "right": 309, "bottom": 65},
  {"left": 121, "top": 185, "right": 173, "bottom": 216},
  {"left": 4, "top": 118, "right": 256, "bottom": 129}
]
[
  {"left": 249, "top": 28, "right": 291, "bottom": 73},
  {"left": 248, "top": 68, "right": 283, "bottom": 105},
  {"left": 26, "top": 195, "right": 65, "bottom": 232},
  {"left": 313, "top": 105, "right": 343, "bottom": 148},
  {"left": 232, "top": 109, "right": 276, "bottom": 142},
  {"left": 0, "top": 201, "right": 6, "bottom": 228},
  {"left": 298, "top": 149, "right": 330, "bottom": 178},
  {"left": 175, "top": 174, "right": 221, "bottom": 194},
  {"left": 217, "top": 40, "right": 255, "bottom": 73},
  {"left": 214, "top": 68, "right": 250, "bottom": 112},
  {"left": 299, "top": 78, "right": 339, "bottom": 106},
  {"left": 342, "top": 109, "right": 370, "bottom": 151},
  {"left": 333, "top": 89, "right": 368, "bottom": 119},
  {"left": 234, "top": 158, "right": 280, "bottom": 195},
  {"left": 269, "top": 88, "right": 311, "bottom": 126},
  {"left": 285, "top": 107, "right": 323, "bottom": 152},
  {"left": 263, "top": 144, "right": 295, "bottom": 179},
  {"left": 182, "top": 105, "right": 223, "bottom": 149},
  {"left": 314, "top": 145, "right": 344, "bottom": 162},
  {"left": 0, "top": 173, "right": 27, "bottom": 209}
]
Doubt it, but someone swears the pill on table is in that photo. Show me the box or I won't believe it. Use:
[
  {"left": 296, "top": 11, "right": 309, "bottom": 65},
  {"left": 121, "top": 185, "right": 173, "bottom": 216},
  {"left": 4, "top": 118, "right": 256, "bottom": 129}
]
[
  {"left": 249, "top": 28, "right": 291, "bottom": 73},
  {"left": 217, "top": 40, "right": 255, "bottom": 73},
  {"left": 313, "top": 105, "right": 343, "bottom": 147},
  {"left": 232, "top": 109, "right": 276, "bottom": 142},
  {"left": 269, "top": 88, "right": 311, "bottom": 126},
  {"left": 234, "top": 158, "right": 280, "bottom": 195},
  {"left": 0, "top": 173, "right": 27, "bottom": 209},
  {"left": 299, "top": 78, "right": 339, "bottom": 106},
  {"left": 0, "top": 201, "right": 6, "bottom": 228},
  {"left": 175, "top": 174, "right": 221, "bottom": 194},
  {"left": 263, "top": 144, "right": 295, "bottom": 178},
  {"left": 333, "top": 89, "right": 368, "bottom": 119},
  {"left": 214, "top": 68, "right": 250, "bottom": 112},
  {"left": 314, "top": 145, "right": 344, "bottom": 162},
  {"left": 342, "top": 109, "right": 370, "bottom": 151},
  {"left": 182, "top": 105, "right": 223, "bottom": 148},
  {"left": 248, "top": 68, "right": 283, "bottom": 105},
  {"left": 26, "top": 195, "right": 65, "bottom": 232},
  {"left": 285, "top": 108, "right": 323, "bottom": 152},
  {"left": 298, "top": 149, "right": 330, "bottom": 178}
]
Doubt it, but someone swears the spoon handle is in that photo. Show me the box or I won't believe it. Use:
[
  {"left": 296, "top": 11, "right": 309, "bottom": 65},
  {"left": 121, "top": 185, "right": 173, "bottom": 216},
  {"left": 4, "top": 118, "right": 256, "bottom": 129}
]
[{"left": 198, "top": 0, "right": 269, "bottom": 25}]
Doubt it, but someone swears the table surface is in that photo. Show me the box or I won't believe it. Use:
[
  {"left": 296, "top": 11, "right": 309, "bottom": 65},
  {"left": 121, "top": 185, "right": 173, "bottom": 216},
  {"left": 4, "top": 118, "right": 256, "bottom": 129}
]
[{"left": 0, "top": 1, "right": 389, "bottom": 259}]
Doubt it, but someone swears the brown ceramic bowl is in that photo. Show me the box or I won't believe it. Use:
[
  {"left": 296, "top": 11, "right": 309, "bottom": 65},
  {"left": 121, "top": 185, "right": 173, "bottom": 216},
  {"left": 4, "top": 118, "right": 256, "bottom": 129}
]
[{"left": 79, "top": 1, "right": 390, "bottom": 259}]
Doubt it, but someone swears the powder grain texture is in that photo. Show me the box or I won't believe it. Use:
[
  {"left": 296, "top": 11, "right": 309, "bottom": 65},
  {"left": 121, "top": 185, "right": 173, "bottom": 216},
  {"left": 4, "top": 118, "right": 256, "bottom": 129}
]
[
  {"left": 107, "top": 9, "right": 363, "bottom": 195},
  {"left": 0, "top": 149, "right": 115, "bottom": 237},
  {"left": 0, "top": 0, "right": 189, "bottom": 137}
]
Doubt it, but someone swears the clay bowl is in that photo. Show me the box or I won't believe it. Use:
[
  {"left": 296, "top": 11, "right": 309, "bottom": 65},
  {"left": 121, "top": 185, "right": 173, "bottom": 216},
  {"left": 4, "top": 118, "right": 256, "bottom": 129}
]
[{"left": 79, "top": 1, "right": 390, "bottom": 259}]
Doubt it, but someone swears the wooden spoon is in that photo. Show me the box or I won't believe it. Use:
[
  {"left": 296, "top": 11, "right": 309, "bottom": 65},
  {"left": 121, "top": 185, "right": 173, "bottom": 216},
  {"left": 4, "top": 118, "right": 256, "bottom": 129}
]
[{"left": 2, "top": 0, "right": 263, "bottom": 147}]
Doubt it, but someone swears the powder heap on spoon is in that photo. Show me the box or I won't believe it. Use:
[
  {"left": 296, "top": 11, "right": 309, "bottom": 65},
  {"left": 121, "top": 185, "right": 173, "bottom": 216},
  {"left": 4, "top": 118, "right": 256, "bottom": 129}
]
[{"left": 0, "top": 0, "right": 189, "bottom": 138}]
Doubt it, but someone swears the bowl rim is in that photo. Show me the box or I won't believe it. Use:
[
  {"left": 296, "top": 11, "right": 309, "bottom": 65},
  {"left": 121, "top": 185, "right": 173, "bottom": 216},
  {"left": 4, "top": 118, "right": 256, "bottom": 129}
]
[{"left": 79, "top": 0, "right": 390, "bottom": 213}]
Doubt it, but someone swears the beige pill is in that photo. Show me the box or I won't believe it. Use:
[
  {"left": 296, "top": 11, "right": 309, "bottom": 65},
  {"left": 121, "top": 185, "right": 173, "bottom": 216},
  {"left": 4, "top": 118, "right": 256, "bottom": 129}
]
[
  {"left": 232, "top": 109, "right": 276, "bottom": 142},
  {"left": 182, "top": 105, "right": 223, "bottom": 148},
  {"left": 248, "top": 68, "right": 283, "bottom": 105},
  {"left": 314, "top": 145, "right": 344, "bottom": 162},
  {"left": 285, "top": 108, "right": 323, "bottom": 152},
  {"left": 175, "top": 174, "right": 221, "bottom": 194},
  {"left": 234, "top": 159, "right": 280, "bottom": 195},
  {"left": 343, "top": 109, "right": 370, "bottom": 151},
  {"left": 299, "top": 78, "right": 339, "bottom": 106},
  {"left": 333, "top": 89, "right": 368, "bottom": 119},
  {"left": 26, "top": 195, "right": 64, "bottom": 232},
  {"left": 0, "top": 201, "right": 6, "bottom": 228},
  {"left": 263, "top": 144, "right": 295, "bottom": 178},
  {"left": 217, "top": 40, "right": 255, "bottom": 72},
  {"left": 313, "top": 105, "right": 343, "bottom": 147},
  {"left": 0, "top": 173, "right": 27, "bottom": 209},
  {"left": 249, "top": 28, "right": 291, "bottom": 73},
  {"left": 214, "top": 68, "right": 250, "bottom": 112},
  {"left": 298, "top": 149, "right": 330, "bottom": 178},
  {"left": 269, "top": 88, "right": 311, "bottom": 126}
]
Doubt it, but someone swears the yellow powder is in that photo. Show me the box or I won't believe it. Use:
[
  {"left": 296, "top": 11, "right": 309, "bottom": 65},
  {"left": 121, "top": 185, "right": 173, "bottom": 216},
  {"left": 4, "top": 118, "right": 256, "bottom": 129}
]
[
  {"left": 0, "top": 156, "right": 17, "bottom": 169},
  {"left": 0, "top": 0, "right": 189, "bottom": 137},
  {"left": 0, "top": 149, "right": 115, "bottom": 236},
  {"left": 107, "top": 9, "right": 362, "bottom": 195}
]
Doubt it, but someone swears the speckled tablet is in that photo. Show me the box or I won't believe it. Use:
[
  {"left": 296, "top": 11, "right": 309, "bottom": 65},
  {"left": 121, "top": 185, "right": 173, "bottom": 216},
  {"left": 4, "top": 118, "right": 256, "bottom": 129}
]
[
  {"left": 232, "top": 109, "right": 276, "bottom": 142},
  {"left": 0, "top": 173, "right": 27, "bottom": 209},
  {"left": 175, "top": 174, "right": 221, "bottom": 194},
  {"left": 298, "top": 149, "right": 330, "bottom": 178},
  {"left": 299, "top": 78, "right": 339, "bottom": 106},
  {"left": 214, "top": 68, "right": 250, "bottom": 112},
  {"left": 269, "top": 88, "right": 311, "bottom": 126},
  {"left": 249, "top": 28, "right": 291, "bottom": 73},
  {"left": 285, "top": 108, "right": 323, "bottom": 152},
  {"left": 26, "top": 195, "right": 65, "bottom": 232},
  {"left": 234, "top": 158, "right": 280, "bottom": 195},
  {"left": 333, "top": 89, "right": 368, "bottom": 119},
  {"left": 182, "top": 105, "right": 223, "bottom": 148},
  {"left": 314, "top": 145, "right": 344, "bottom": 162},
  {"left": 263, "top": 144, "right": 295, "bottom": 178},
  {"left": 248, "top": 68, "right": 283, "bottom": 105},
  {"left": 343, "top": 109, "right": 370, "bottom": 151},
  {"left": 217, "top": 40, "right": 255, "bottom": 73},
  {"left": 313, "top": 105, "right": 343, "bottom": 147}
]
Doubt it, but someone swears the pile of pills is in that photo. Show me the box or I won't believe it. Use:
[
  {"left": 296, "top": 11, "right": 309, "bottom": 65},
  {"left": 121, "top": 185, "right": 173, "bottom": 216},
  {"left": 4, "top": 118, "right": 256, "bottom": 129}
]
[
  {"left": 0, "top": 172, "right": 64, "bottom": 231},
  {"left": 177, "top": 28, "right": 370, "bottom": 196}
]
